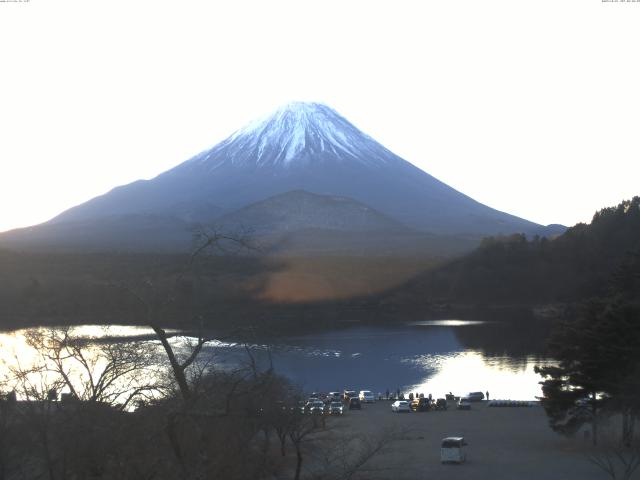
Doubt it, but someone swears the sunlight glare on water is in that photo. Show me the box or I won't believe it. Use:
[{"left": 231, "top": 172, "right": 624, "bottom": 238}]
[
  {"left": 0, "top": 325, "right": 162, "bottom": 374},
  {"left": 0, "top": 326, "right": 168, "bottom": 405},
  {"left": 408, "top": 319, "right": 486, "bottom": 327},
  {"left": 406, "top": 351, "right": 552, "bottom": 400}
]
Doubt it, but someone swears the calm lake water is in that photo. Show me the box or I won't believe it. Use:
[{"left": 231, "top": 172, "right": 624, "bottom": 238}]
[
  {"left": 0, "top": 320, "right": 554, "bottom": 401},
  {"left": 206, "top": 320, "right": 553, "bottom": 400}
]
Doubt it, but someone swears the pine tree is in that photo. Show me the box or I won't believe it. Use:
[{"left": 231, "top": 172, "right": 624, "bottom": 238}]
[{"left": 536, "top": 299, "right": 640, "bottom": 445}]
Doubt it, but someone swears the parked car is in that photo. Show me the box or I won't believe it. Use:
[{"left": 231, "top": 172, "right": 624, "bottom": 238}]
[
  {"left": 343, "top": 390, "right": 357, "bottom": 401},
  {"left": 467, "top": 392, "right": 485, "bottom": 402},
  {"left": 457, "top": 398, "right": 471, "bottom": 410},
  {"left": 348, "top": 397, "right": 361, "bottom": 410},
  {"left": 410, "top": 397, "right": 430, "bottom": 412},
  {"left": 359, "top": 390, "right": 375, "bottom": 403},
  {"left": 435, "top": 398, "right": 448, "bottom": 410},
  {"left": 575, "top": 398, "right": 590, "bottom": 408},
  {"left": 391, "top": 400, "right": 411, "bottom": 412},
  {"left": 329, "top": 401, "right": 344, "bottom": 415},
  {"left": 327, "top": 392, "right": 342, "bottom": 403},
  {"left": 441, "top": 437, "right": 467, "bottom": 463},
  {"left": 304, "top": 400, "right": 327, "bottom": 415}
]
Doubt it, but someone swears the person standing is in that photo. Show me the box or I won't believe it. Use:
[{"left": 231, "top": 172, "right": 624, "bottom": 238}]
[{"left": 486, "top": 390, "right": 490, "bottom": 401}]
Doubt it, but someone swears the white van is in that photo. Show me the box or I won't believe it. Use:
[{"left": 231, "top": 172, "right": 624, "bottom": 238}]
[{"left": 440, "top": 437, "right": 467, "bottom": 463}]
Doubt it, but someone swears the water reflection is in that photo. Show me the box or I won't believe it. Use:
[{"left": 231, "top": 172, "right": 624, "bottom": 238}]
[
  {"left": 407, "top": 352, "right": 552, "bottom": 400},
  {"left": 205, "top": 323, "right": 553, "bottom": 400},
  {"left": 0, "top": 326, "right": 166, "bottom": 406},
  {"left": 408, "top": 319, "right": 486, "bottom": 327},
  {"left": 0, "top": 321, "right": 553, "bottom": 401},
  {"left": 0, "top": 325, "right": 162, "bottom": 373}
]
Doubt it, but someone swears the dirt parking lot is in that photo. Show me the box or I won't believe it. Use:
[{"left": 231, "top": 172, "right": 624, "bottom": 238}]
[{"left": 314, "top": 400, "right": 608, "bottom": 480}]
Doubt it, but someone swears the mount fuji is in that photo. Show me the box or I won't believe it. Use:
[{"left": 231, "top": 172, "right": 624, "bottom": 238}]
[{"left": 1, "top": 102, "right": 561, "bottom": 253}]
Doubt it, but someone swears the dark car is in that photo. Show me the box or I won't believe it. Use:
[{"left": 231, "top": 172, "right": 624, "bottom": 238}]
[
  {"left": 411, "top": 397, "right": 430, "bottom": 412},
  {"left": 326, "top": 392, "right": 342, "bottom": 403},
  {"left": 329, "top": 401, "right": 344, "bottom": 415},
  {"left": 343, "top": 390, "right": 357, "bottom": 401},
  {"left": 467, "top": 392, "right": 485, "bottom": 402},
  {"left": 435, "top": 398, "right": 448, "bottom": 410},
  {"left": 348, "top": 397, "right": 361, "bottom": 410}
]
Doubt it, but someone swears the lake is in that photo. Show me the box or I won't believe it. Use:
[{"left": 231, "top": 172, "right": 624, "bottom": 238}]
[{"left": 0, "top": 319, "right": 554, "bottom": 401}]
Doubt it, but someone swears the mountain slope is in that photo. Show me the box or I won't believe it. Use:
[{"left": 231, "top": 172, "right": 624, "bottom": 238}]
[
  {"left": 214, "top": 189, "right": 408, "bottom": 235},
  {"left": 48, "top": 102, "right": 547, "bottom": 237},
  {"left": 1, "top": 214, "right": 194, "bottom": 252}
]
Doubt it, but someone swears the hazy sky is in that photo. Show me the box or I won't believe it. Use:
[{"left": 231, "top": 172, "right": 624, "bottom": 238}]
[{"left": 1, "top": 0, "right": 639, "bottom": 233}]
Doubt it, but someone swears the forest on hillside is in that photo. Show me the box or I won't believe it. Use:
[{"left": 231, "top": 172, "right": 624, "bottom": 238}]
[{"left": 387, "top": 197, "right": 640, "bottom": 307}]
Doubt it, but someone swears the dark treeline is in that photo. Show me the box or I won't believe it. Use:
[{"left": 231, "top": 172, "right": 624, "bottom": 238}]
[
  {"left": 0, "top": 250, "right": 279, "bottom": 330},
  {"left": 0, "top": 248, "right": 438, "bottom": 332},
  {"left": 388, "top": 197, "right": 640, "bottom": 307}
]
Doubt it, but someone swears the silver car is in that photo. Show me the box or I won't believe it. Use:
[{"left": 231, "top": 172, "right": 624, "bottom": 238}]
[{"left": 391, "top": 400, "right": 411, "bottom": 412}]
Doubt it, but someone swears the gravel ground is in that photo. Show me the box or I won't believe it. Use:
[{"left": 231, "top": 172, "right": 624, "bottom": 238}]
[{"left": 313, "top": 400, "right": 610, "bottom": 480}]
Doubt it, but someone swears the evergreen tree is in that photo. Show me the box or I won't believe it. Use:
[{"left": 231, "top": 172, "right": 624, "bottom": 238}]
[
  {"left": 536, "top": 255, "right": 640, "bottom": 446},
  {"left": 535, "top": 301, "right": 611, "bottom": 444}
]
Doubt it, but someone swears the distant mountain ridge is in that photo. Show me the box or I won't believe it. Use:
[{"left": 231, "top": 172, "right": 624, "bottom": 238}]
[{"left": 0, "top": 102, "right": 562, "bottom": 253}]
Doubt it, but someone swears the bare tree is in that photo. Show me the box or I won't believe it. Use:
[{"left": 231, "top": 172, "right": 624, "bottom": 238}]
[
  {"left": 7, "top": 358, "right": 66, "bottom": 480},
  {"left": 589, "top": 440, "right": 640, "bottom": 480},
  {"left": 288, "top": 409, "right": 324, "bottom": 480},
  {"left": 21, "top": 326, "right": 162, "bottom": 409},
  {"left": 115, "top": 226, "right": 254, "bottom": 405},
  {"left": 307, "top": 425, "right": 409, "bottom": 480},
  {"left": 2, "top": 326, "right": 166, "bottom": 480},
  {"left": 587, "top": 418, "right": 640, "bottom": 480}
]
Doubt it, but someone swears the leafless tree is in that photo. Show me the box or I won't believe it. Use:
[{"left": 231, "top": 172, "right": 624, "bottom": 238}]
[
  {"left": 20, "top": 326, "right": 162, "bottom": 410},
  {"left": 306, "top": 425, "right": 409, "bottom": 480},
  {"left": 1, "top": 326, "right": 166, "bottom": 480},
  {"left": 588, "top": 420, "right": 640, "bottom": 480},
  {"left": 288, "top": 410, "right": 324, "bottom": 480},
  {"left": 589, "top": 442, "right": 640, "bottom": 480},
  {"left": 115, "top": 226, "right": 255, "bottom": 405},
  {"left": 7, "top": 358, "right": 66, "bottom": 480}
]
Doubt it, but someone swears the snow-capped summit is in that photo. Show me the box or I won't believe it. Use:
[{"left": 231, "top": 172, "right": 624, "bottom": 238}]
[{"left": 184, "top": 101, "right": 399, "bottom": 170}]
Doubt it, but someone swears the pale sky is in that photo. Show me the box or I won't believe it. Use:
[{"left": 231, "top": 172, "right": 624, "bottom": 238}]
[{"left": 1, "top": 0, "right": 639, "bottom": 233}]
